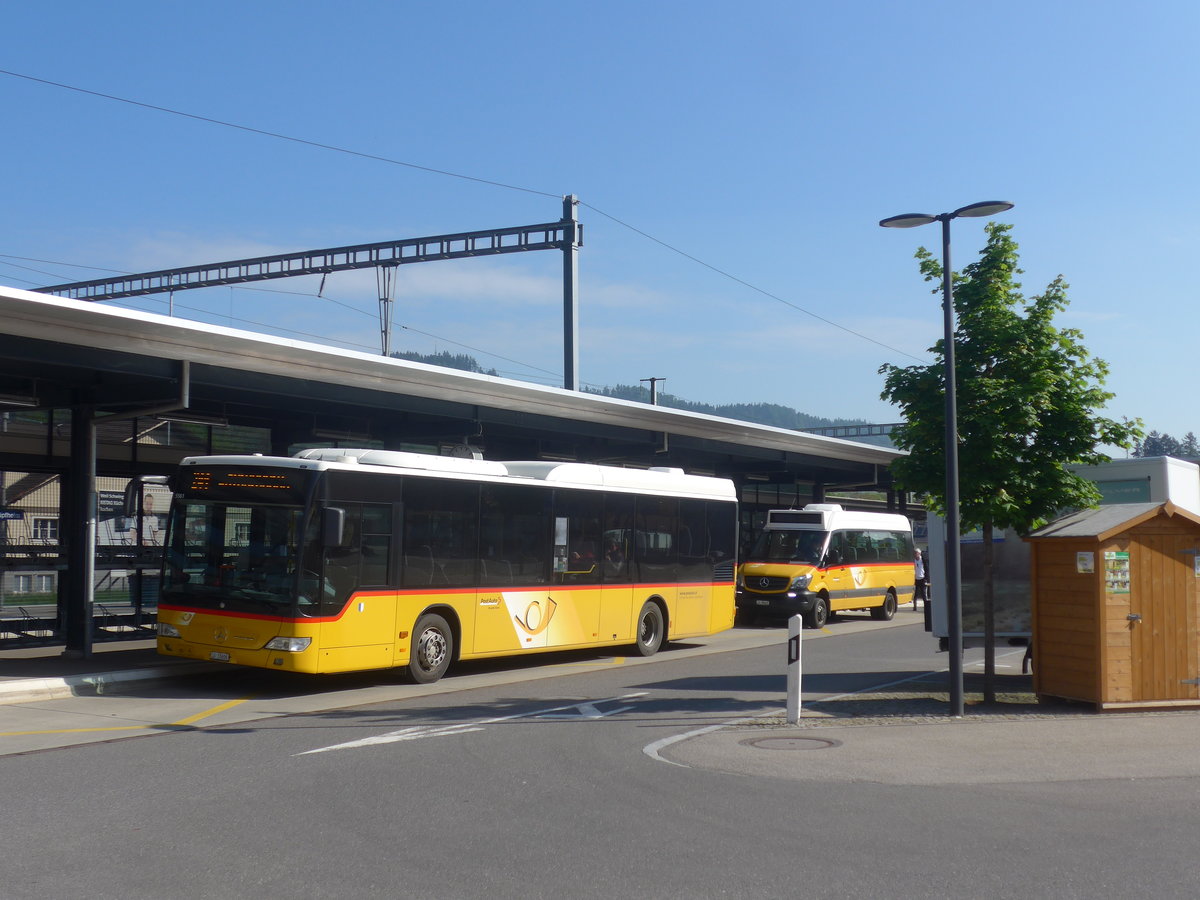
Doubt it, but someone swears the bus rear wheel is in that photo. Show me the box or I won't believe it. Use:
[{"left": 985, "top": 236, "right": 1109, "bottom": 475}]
[
  {"left": 407, "top": 613, "right": 453, "bottom": 684},
  {"left": 634, "top": 602, "right": 665, "bottom": 657},
  {"left": 871, "top": 590, "right": 898, "bottom": 621}
]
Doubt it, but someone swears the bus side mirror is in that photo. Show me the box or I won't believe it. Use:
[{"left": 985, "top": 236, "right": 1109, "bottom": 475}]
[{"left": 324, "top": 507, "right": 346, "bottom": 548}]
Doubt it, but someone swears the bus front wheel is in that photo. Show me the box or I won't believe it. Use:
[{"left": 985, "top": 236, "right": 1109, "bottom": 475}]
[
  {"left": 408, "top": 613, "right": 453, "bottom": 684},
  {"left": 803, "top": 596, "right": 829, "bottom": 629},
  {"left": 634, "top": 602, "right": 665, "bottom": 657}
]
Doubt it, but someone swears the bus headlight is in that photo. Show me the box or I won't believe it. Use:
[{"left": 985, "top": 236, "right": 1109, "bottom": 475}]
[
  {"left": 264, "top": 636, "right": 312, "bottom": 652},
  {"left": 157, "top": 622, "right": 181, "bottom": 638},
  {"left": 789, "top": 574, "right": 812, "bottom": 591}
]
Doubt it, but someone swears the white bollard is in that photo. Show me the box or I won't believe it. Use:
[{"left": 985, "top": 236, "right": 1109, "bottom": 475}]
[{"left": 786, "top": 614, "right": 802, "bottom": 724}]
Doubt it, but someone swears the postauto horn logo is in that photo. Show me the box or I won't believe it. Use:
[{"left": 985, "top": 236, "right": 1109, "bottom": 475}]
[{"left": 513, "top": 597, "right": 558, "bottom": 636}]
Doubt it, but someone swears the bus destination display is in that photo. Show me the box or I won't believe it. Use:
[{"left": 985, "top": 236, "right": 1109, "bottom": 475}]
[{"left": 182, "top": 468, "right": 310, "bottom": 504}]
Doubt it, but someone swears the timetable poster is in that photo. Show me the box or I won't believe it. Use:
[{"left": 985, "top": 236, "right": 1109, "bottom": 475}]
[{"left": 1104, "top": 551, "right": 1130, "bottom": 594}]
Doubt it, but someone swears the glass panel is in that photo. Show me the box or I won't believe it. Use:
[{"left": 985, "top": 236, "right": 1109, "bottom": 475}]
[
  {"left": 601, "top": 493, "right": 634, "bottom": 584},
  {"left": 320, "top": 502, "right": 392, "bottom": 604},
  {"left": 750, "top": 529, "right": 826, "bottom": 564},
  {"left": 636, "top": 496, "right": 678, "bottom": 584},
  {"left": 323, "top": 505, "right": 363, "bottom": 608},
  {"left": 553, "top": 490, "right": 602, "bottom": 585},
  {"left": 677, "top": 499, "right": 709, "bottom": 582},
  {"left": 479, "top": 484, "right": 550, "bottom": 587},
  {"left": 402, "top": 478, "right": 478, "bottom": 588},
  {"left": 707, "top": 502, "right": 737, "bottom": 580},
  {"left": 136, "top": 419, "right": 210, "bottom": 455},
  {"left": 212, "top": 425, "right": 271, "bottom": 455},
  {"left": 163, "top": 500, "right": 304, "bottom": 614}
]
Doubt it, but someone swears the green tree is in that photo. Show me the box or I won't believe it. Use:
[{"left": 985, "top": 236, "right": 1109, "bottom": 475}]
[
  {"left": 1134, "top": 430, "right": 1181, "bottom": 457},
  {"left": 879, "top": 223, "right": 1141, "bottom": 702}
]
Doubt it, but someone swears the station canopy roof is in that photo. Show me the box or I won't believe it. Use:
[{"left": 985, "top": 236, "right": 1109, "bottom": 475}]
[{"left": 0, "top": 285, "right": 901, "bottom": 490}]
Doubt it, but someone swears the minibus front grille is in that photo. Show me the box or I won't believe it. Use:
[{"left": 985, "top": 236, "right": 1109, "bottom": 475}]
[{"left": 743, "top": 575, "right": 791, "bottom": 593}]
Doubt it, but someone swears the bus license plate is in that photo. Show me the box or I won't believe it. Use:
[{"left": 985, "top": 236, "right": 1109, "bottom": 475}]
[
  {"left": 757, "top": 600, "right": 769, "bottom": 606},
  {"left": 209, "top": 651, "right": 231, "bottom": 662}
]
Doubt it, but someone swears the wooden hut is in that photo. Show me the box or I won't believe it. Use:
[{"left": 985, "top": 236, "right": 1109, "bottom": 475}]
[{"left": 1027, "top": 502, "right": 1200, "bottom": 710}]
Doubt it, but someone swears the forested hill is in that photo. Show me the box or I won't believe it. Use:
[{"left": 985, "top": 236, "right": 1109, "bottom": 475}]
[
  {"left": 389, "top": 352, "right": 890, "bottom": 445},
  {"left": 391, "top": 350, "right": 499, "bottom": 376},
  {"left": 589, "top": 384, "right": 876, "bottom": 432}
]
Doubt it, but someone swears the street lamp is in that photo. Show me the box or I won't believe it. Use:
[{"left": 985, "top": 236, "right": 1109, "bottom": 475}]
[{"left": 880, "top": 200, "right": 1014, "bottom": 717}]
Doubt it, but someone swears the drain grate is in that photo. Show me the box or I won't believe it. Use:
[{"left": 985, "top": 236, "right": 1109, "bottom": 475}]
[{"left": 739, "top": 736, "right": 842, "bottom": 751}]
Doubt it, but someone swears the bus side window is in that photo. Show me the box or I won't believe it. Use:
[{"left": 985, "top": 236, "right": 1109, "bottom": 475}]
[
  {"left": 553, "top": 490, "right": 602, "bottom": 585},
  {"left": 635, "top": 496, "right": 678, "bottom": 583},
  {"left": 844, "top": 530, "right": 870, "bottom": 562},
  {"left": 677, "top": 499, "right": 709, "bottom": 582},
  {"left": 602, "top": 493, "right": 634, "bottom": 583},
  {"left": 360, "top": 504, "right": 392, "bottom": 586},
  {"left": 479, "top": 484, "right": 550, "bottom": 586},
  {"left": 402, "top": 479, "right": 479, "bottom": 588},
  {"left": 823, "top": 533, "right": 840, "bottom": 566},
  {"left": 324, "top": 505, "right": 362, "bottom": 605}
]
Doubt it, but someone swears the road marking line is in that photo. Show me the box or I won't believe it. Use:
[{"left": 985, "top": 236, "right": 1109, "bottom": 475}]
[
  {"left": 549, "top": 656, "right": 627, "bottom": 668},
  {"left": 0, "top": 696, "right": 252, "bottom": 737},
  {"left": 172, "top": 696, "right": 253, "bottom": 725},
  {"left": 299, "top": 692, "right": 648, "bottom": 755}
]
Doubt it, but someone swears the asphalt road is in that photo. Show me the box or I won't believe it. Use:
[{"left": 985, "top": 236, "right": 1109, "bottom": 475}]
[{"left": 3, "top": 615, "right": 1199, "bottom": 899}]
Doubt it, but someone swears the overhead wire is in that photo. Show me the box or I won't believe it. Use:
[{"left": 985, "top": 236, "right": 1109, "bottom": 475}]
[
  {"left": 579, "top": 202, "right": 923, "bottom": 362},
  {"left": 0, "top": 68, "right": 924, "bottom": 367},
  {"left": 0, "top": 69, "right": 560, "bottom": 200}
]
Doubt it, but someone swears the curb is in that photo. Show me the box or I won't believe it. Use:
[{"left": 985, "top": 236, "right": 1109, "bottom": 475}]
[{"left": 0, "top": 662, "right": 215, "bottom": 704}]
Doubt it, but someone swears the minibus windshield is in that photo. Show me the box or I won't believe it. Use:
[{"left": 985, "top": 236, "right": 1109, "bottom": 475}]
[{"left": 749, "top": 529, "right": 827, "bottom": 564}]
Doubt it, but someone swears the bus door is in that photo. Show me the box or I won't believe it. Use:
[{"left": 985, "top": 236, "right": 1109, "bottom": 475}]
[
  {"left": 673, "top": 499, "right": 712, "bottom": 635},
  {"left": 544, "top": 491, "right": 603, "bottom": 648},
  {"left": 824, "top": 530, "right": 855, "bottom": 612},
  {"left": 473, "top": 484, "right": 558, "bottom": 654},
  {"left": 599, "top": 495, "right": 635, "bottom": 643},
  {"left": 311, "top": 503, "right": 397, "bottom": 672},
  {"left": 634, "top": 497, "right": 679, "bottom": 635}
]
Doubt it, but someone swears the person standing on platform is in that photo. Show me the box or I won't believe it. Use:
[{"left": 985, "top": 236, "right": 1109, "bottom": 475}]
[{"left": 913, "top": 546, "right": 927, "bottom": 608}]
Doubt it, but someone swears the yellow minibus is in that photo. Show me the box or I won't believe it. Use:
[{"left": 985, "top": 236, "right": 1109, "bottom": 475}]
[{"left": 736, "top": 504, "right": 914, "bottom": 628}]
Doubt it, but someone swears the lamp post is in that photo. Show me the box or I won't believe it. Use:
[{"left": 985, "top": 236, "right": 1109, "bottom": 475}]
[{"left": 880, "top": 200, "right": 1014, "bottom": 717}]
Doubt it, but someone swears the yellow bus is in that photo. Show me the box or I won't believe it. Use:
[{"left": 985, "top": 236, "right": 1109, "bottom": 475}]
[
  {"left": 155, "top": 448, "right": 737, "bottom": 682},
  {"left": 736, "top": 504, "right": 914, "bottom": 629}
]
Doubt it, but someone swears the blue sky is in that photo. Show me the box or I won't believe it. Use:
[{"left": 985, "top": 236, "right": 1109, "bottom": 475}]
[{"left": 2, "top": 1, "right": 1196, "bottom": 443}]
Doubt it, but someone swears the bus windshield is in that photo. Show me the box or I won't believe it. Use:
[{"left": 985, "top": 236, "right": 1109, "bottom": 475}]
[
  {"left": 749, "top": 529, "right": 827, "bottom": 565},
  {"left": 162, "top": 500, "right": 308, "bottom": 614}
]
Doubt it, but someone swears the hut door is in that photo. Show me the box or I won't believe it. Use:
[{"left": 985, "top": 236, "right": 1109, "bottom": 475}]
[{"left": 1129, "top": 534, "right": 1200, "bottom": 703}]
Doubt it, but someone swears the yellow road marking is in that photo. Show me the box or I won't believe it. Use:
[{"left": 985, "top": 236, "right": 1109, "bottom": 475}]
[
  {"left": 172, "top": 696, "right": 252, "bottom": 726},
  {"left": 0, "top": 696, "right": 253, "bottom": 737},
  {"left": 550, "top": 656, "right": 627, "bottom": 668}
]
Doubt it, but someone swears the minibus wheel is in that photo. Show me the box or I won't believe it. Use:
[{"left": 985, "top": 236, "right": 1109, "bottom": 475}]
[
  {"left": 634, "top": 601, "right": 665, "bottom": 656},
  {"left": 408, "top": 612, "right": 453, "bottom": 683},
  {"left": 871, "top": 590, "right": 898, "bottom": 621},
  {"left": 803, "top": 595, "right": 829, "bottom": 629}
]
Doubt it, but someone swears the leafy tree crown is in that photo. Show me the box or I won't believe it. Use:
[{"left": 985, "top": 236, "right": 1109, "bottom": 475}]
[{"left": 879, "top": 223, "right": 1142, "bottom": 535}]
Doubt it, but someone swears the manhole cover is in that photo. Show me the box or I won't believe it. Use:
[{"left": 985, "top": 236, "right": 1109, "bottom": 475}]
[{"left": 739, "top": 736, "right": 842, "bottom": 751}]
